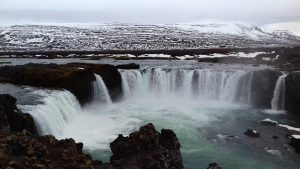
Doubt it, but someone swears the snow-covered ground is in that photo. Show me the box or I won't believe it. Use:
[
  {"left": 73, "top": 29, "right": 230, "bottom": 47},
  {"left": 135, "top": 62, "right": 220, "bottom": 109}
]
[
  {"left": 263, "top": 22, "right": 300, "bottom": 36},
  {"left": 0, "top": 22, "right": 299, "bottom": 52}
]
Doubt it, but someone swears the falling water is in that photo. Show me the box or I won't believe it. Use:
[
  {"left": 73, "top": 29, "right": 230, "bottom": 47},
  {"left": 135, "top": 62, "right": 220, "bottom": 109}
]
[
  {"left": 19, "top": 90, "right": 81, "bottom": 136},
  {"left": 15, "top": 67, "right": 298, "bottom": 169},
  {"left": 271, "top": 73, "right": 287, "bottom": 110},
  {"left": 92, "top": 74, "right": 112, "bottom": 104},
  {"left": 119, "top": 68, "right": 254, "bottom": 105}
]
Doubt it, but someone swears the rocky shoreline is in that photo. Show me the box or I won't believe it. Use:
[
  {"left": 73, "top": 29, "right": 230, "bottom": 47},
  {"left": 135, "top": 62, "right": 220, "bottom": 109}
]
[{"left": 0, "top": 93, "right": 184, "bottom": 169}]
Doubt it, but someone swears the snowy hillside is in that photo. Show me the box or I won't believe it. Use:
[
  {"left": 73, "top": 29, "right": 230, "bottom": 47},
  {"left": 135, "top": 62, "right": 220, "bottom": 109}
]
[
  {"left": 0, "top": 22, "right": 299, "bottom": 52},
  {"left": 263, "top": 22, "right": 300, "bottom": 37}
]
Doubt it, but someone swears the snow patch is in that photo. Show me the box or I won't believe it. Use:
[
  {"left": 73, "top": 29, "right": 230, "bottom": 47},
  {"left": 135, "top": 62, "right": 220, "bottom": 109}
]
[
  {"left": 261, "top": 118, "right": 279, "bottom": 125},
  {"left": 279, "top": 124, "right": 300, "bottom": 132},
  {"left": 138, "top": 54, "right": 172, "bottom": 58},
  {"left": 198, "top": 52, "right": 266, "bottom": 59},
  {"left": 26, "top": 38, "right": 44, "bottom": 43},
  {"left": 265, "top": 148, "right": 282, "bottom": 157},
  {"left": 291, "top": 135, "right": 300, "bottom": 139}
]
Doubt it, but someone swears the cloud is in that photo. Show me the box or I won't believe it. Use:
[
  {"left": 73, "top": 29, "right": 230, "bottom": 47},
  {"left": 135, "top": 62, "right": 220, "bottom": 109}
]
[{"left": 0, "top": 0, "right": 299, "bottom": 24}]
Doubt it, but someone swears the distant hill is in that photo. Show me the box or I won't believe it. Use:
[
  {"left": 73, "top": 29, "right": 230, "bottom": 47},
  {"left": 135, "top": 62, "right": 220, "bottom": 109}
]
[{"left": 0, "top": 22, "right": 299, "bottom": 52}]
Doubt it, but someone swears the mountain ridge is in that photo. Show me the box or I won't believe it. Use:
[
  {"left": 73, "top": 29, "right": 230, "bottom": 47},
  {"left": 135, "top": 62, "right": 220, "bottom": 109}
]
[{"left": 0, "top": 22, "right": 299, "bottom": 52}]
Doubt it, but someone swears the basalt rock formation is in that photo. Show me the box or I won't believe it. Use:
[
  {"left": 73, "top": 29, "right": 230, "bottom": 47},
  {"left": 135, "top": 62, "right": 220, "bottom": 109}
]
[
  {"left": 0, "top": 94, "right": 37, "bottom": 135},
  {"left": 0, "top": 93, "right": 183, "bottom": 169},
  {"left": 0, "top": 63, "right": 130, "bottom": 105},
  {"left": 115, "top": 63, "right": 140, "bottom": 70},
  {"left": 110, "top": 123, "right": 183, "bottom": 169},
  {"left": 0, "top": 124, "right": 183, "bottom": 169},
  {"left": 285, "top": 72, "right": 300, "bottom": 118},
  {"left": 249, "top": 69, "right": 282, "bottom": 109},
  {"left": 0, "top": 131, "right": 98, "bottom": 169}
]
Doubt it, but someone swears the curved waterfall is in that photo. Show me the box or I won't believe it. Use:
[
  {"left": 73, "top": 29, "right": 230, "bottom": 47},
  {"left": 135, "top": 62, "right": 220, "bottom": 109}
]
[
  {"left": 19, "top": 90, "right": 81, "bottom": 136},
  {"left": 18, "top": 68, "right": 288, "bottom": 138},
  {"left": 271, "top": 73, "right": 287, "bottom": 110},
  {"left": 119, "top": 68, "right": 254, "bottom": 105},
  {"left": 19, "top": 74, "right": 113, "bottom": 136},
  {"left": 92, "top": 74, "right": 112, "bottom": 104}
]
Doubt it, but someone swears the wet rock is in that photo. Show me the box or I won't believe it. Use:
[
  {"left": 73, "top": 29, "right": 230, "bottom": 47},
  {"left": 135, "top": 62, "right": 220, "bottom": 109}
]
[
  {"left": 207, "top": 162, "right": 222, "bottom": 169},
  {"left": 249, "top": 69, "right": 282, "bottom": 109},
  {"left": 285, "top": 72, "right": 300, "bottom": 118},
  {"left": 110, "top": 123, "right": 184, "bottom": 169},
  {"left": 261, "top": 118, "right": 279, "bottom": 126},
  {"left": 0, "top": 123, "right": 183, "bottom": 169},
  {"left": 0, "top": 94, "right": 37, "bottom": 135},
  {"left": 0, "top": 63, "right": 123, "bottom": 105},
  {"left": 116, "top": 63, "right": 140, "bottom": 69},
  {"left": 289, "top": 135, "right": 300, "bottom": 153},
  {"left": 0, "top": 132, "right": 102, "bottom": 169},
  {"left": 244, "top": 129, "right": 260, "bottom": 138}
]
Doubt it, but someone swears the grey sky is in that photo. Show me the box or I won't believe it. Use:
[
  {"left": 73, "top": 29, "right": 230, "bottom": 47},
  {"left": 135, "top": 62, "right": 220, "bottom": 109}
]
[{"left": 0, "top": 0, "right": 300, "bottom": 25}]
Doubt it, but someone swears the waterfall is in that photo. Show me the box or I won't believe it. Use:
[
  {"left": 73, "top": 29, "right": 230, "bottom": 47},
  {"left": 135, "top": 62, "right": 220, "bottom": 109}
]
[
  {"left": 271, "top": 73, "right": 287, "bottom": 110},
  {"left": 92, "top": 74, "right": 112, "bottom": 104},
  {"left": 18, "top": 90, "right": 81, "bottom": 136},
  {"left": 119, "top": 68, "right": 253, "bottom": 104}
]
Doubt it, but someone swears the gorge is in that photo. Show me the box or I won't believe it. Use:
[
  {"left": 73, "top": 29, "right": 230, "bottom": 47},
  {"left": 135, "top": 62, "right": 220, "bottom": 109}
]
[{"left": 1, "top": 59, "right": 300, "bottom": 169}]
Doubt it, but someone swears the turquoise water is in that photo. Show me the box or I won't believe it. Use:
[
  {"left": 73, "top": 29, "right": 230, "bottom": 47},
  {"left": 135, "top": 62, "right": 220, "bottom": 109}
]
[{"left": 58, "top": 96, "right": 300, "bottom": 169}]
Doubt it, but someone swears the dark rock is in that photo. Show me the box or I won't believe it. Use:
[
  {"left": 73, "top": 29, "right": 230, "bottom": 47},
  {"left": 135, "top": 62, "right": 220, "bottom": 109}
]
[
  {"left": 0, "top": 63, "right": 123, "bottom": 105},
  {"left": 116, "top": 63, "right": 140, "bottom": 69},
  {"left": 261, "top": 118, "right": 279, "bottom": 126},
  {"left": 0, "top": 132, "right": 103, "bottom": 169},
  {"left": 198, "top": 57, "right": 220, "bottom": 63},
  {"left": 289, "top": 135, "right": 300, "bottom": 153},
  {"left": 285, "top": 72, "right": 300, "bottom": 117},
  {"left": 0, "top": 123, "right": 183, "bottom": 169},
  {"left": 244, "top": 129, "right": 260, "bottom": 138},
  {"left": 249, "top": 69, "right": 282, "bottom": 109},
  {"left": 0, "top": 94, "right": 37, "bottom": 135},
  {"left": 207, "top": 162, "right": 222, "bottom": 169},
  {"left": 110, "top": 123, "right": 184, "bottom": 169},
  {"left": 273, "top": 135, "right": 279, "bottom": 139}
]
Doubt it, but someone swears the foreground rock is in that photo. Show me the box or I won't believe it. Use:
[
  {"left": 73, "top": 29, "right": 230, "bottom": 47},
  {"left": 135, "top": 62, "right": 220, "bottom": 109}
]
[
  {"left": 0, "top": 124, "right": 183, "bottom": 169},
  {"left": 0, "top": 63, "right": 126, "bottom": 105},
  {"left": 0, "top": 94, "right": 37, "bottom": 135},
  {"left": 0, "top": 131, "right": 98, "bottom": 169},
  {"left": 110, "top": 123, "right": 183, "bottom": 169}
]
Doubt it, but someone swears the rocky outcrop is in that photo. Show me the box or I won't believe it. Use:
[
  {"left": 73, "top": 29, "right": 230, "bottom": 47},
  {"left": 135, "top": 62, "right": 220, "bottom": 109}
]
[
  {"left": 285, "top": 72, "right": 300, "bottom": 117},
  {"left": 0, "top": 94, "right": 37, "bottom": 135},
  {"left": 0, "top": 131, "right": 100, "bottom": 169},
  {"left": 207, "top": 163, "right": 222, "bottom": 169},
  {"left": 0, "top": 63, "right": 125, "bottom": 105},
  {"left": 290, "top": 135, "right": 300, "bottom": 153},
  {"left": 0, "top": 124, "right": 183, "bottom": 169},
  {"left": 249, "top": 69, "right": 282, "bottom": 109},
  {"left": 115, "top": 63, "right": 140, "bottom": 70},
  {"left": 244, "top": 129, "right": 260, "bottom": 138},
  {"left": 110, "top": 123, "right": 183, "bottom": 169}
]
